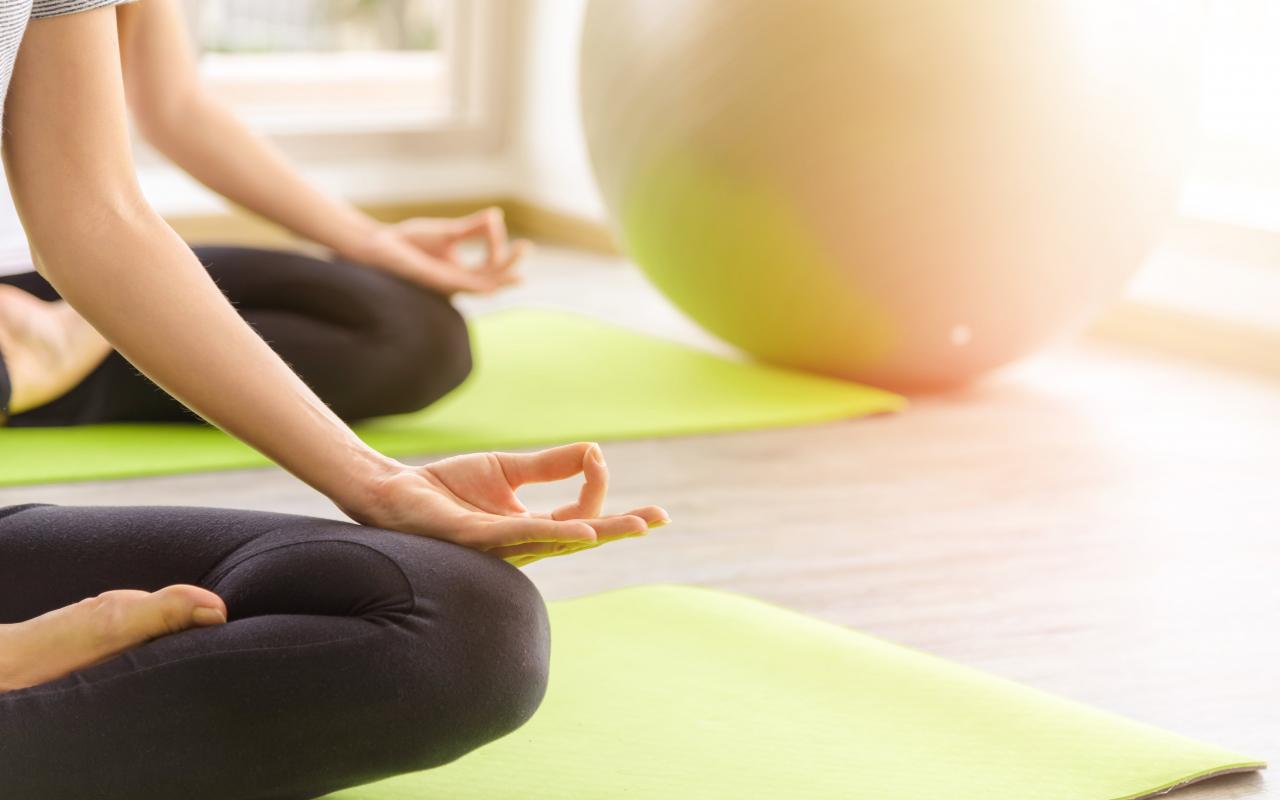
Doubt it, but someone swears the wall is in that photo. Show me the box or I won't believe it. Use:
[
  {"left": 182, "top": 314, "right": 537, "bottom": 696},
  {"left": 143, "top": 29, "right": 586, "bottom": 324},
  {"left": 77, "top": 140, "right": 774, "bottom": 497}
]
[
  {"left": 146, "top": 0, "right": 611, "bottom": 222},
  {"left": 505, "top": 0, "right": 606, "bottom": 221}
]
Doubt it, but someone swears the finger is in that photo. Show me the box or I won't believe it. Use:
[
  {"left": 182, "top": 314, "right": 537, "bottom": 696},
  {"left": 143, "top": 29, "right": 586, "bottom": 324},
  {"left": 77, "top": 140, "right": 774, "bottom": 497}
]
[
  {"left": 479, "top": 238, "right": 531, "bottom": 277},
  {"left": 442, "top": 267, "right": 521, "bottom": 296},
  {"left": 490, "top": 540, "right": 594, "bottom": 560},
  {"left": 496, "top": 442, "right": 599, "bottom": 488},
  {"left": 484, "top": 208, "right": 510, "bottom": 266},
  {"left": 461, "top": 515, "right": 596, "bottom": 549},
  {"left": 454, "top": 242, "right": 527, "bottom": 294},
  {"left": 582, "top": 514, "right": 649, "bottom": 543},
  {"left": 625, "top": 505, "right": 672, "bottom": 528},
  {"left": 479, "top": 266, "right": 525, "bottom": 291},
  {"left": 506, "top": 548, "right": 581, "bottom": 570},
  {"left": 493, "top": 535, "right": 619, "bottom": 567},
  {"left": 495, "top": 270, "right": 524, "bottom": 288},
  {"left": 448, "top": 259, "right": 526, "bottom": 295},
  {"left": 541, "top": 506, "right": 667, "bottom": 533},
  {"left": 377, "top": 241, "right": 486, "bottom": 296},
  {"left": 452, "top": 207, "right": 509, "bottom": 267},
  {"left": 551, "top": 444, "right": 608, "bottom": 520}
]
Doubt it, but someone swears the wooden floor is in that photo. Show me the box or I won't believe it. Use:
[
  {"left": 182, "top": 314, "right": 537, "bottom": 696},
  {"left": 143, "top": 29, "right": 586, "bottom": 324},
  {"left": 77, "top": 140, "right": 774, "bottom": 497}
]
[{"left": 3, "top": 246, "right": 1276, "bottom": 798}]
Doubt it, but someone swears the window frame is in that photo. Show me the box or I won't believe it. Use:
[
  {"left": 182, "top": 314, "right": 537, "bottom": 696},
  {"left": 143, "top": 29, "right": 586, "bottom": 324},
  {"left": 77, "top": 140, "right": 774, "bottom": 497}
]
[{"left": 140, "top": 0, "right": 510, "bottom": 166}]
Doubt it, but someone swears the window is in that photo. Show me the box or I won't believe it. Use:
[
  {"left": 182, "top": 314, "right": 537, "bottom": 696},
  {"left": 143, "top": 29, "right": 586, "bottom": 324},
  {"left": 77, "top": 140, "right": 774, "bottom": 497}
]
[
  {"left": 1182, "top": 0, "right": 1280, "bottom": 233},
  {"left": 180, "top": 0, "right": 495, "bottom": 137},
  {"left": 1126, "top": 0, "right": 1280, "bottom": 336}
]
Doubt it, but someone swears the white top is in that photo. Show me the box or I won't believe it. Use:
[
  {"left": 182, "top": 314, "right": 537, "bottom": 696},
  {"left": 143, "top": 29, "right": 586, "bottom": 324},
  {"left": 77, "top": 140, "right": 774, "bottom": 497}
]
[
  {"left": 0, "top": 162, "right": 32, "bottom": 275},
  {"left": 0, "top": 0, "right": 137, "bottom": 275}
]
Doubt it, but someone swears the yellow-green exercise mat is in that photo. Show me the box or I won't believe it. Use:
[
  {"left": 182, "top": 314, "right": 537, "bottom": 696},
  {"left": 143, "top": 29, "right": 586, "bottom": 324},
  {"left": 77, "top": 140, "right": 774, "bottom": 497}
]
[
  {"left": 329, "top": 585, "right": 1263, "bottom": 800},
  {"left": 0, "top": 309, "right": 904, "bottom": 486}
]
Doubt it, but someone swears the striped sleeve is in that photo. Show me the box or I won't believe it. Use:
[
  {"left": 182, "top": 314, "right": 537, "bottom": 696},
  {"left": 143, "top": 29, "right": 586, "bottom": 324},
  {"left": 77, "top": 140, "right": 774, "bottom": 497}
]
[{"left": 31, "top": 0, "right": 136, "bottom": 19}]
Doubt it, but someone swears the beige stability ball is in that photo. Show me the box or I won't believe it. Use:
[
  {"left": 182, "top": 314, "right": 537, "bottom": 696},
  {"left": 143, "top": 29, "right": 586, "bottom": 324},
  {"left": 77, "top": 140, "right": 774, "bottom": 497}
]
[{"left": 580, "top": 1, "right": 1199, "bottom": 390}]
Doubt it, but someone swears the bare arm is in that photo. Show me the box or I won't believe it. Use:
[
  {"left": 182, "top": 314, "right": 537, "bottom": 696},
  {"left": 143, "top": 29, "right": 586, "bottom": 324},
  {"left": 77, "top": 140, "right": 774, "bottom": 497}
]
[
  {"left": 116, "top": 0, "right": 379, "bottom": 259},
  {"left": 4, "top": 7, "right": 657, "bottom": 557},
  {"left": 116, "top": 0, "right": 524, "bottom": 294},
  {"left": 5, "top": 7, "right": 394, "bottom": 514}
]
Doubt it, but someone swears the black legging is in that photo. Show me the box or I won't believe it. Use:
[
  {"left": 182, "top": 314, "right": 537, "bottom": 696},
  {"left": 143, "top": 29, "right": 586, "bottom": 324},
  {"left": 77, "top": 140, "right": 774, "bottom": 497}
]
[
  {"left": 0, "top": 503, "right": 550, "bottom": 799},
  {"left": 0, "top": 245, "right": 472, "bottom": 426}
]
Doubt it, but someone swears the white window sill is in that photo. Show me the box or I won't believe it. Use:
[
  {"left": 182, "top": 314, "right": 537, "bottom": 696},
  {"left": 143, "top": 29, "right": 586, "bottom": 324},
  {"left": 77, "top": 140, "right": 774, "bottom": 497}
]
[{"left": 197, "top": 51, "right": 458, "bottom": 138}]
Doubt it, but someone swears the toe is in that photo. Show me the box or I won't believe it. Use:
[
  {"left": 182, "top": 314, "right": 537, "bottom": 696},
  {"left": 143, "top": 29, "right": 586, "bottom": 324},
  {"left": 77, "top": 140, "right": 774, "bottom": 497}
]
[
  {"left": 144, "top": 585, "right": 228, "bottom": 633},
  {"left": 85, "top": 585, "right": 226, "bottom": 651}
]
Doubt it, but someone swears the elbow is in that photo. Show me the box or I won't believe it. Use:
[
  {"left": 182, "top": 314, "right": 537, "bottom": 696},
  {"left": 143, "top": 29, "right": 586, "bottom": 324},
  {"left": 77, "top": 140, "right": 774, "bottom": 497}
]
[
  {"left": 130, "top": 84, "right": 207, "bottom": 152},
  {"left": 27, "top": 189, "right": 160, "bottom": 278}
]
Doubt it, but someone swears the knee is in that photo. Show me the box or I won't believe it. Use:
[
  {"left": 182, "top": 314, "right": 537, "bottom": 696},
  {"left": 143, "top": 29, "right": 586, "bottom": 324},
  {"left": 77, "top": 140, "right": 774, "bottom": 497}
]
[
  {"left": 374, "top": 287, "right": 473, "bottom": 416},
  {"left": 455, "top": 558, "right": 550, "bottom": 739},
  {"left": 203, "top": 528, "right": 547, "bottom": 781},
  {"left": 391, "top": 551, "right": 550, "bottom": 769}
]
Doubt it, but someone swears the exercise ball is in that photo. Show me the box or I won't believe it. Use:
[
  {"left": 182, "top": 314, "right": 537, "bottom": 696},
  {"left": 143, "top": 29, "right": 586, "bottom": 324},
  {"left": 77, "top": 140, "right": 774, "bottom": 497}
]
[{"left": 580, "top": 1, "right": 1199, "bottom": 390}]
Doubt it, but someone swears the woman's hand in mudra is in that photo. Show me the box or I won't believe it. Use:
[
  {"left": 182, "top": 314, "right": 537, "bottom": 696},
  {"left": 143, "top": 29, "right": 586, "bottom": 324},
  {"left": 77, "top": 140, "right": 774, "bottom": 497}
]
[
  {"left": 351, "top": 443, "right": 669, "bottom": 567},
  {"left": 349, "top": 207, "right": 531, "bottom": 296}
]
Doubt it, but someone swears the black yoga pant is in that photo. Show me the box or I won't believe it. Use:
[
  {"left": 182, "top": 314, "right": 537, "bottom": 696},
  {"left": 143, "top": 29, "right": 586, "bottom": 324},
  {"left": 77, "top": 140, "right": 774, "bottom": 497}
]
[
  {"left": 0, "top": 503, "right": 550, "bottom": 799},
  {"left": 1, "top": 245, "right": 472, "bottom": 426}
]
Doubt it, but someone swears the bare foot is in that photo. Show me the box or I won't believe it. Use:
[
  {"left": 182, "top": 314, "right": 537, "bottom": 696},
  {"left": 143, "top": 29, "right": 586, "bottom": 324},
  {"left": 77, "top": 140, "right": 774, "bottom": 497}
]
[
  {"left": 0, "top": 585, "right": 227, "bottom": 693},
  {"left": 0, "top": 285, "right": 112, "bottom": 418}
]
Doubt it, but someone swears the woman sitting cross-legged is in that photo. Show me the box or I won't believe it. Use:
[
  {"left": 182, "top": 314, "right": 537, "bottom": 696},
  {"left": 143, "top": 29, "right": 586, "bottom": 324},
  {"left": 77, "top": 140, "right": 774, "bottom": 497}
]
[
  {"left": 0, "top": 443, "right": 662, "bottom": 799},
  {"left": 0, "top": 3, "right": 668, "bottom": 798},
  {"left": 0, "top": 0, "right": 521, "bottom": 428}
]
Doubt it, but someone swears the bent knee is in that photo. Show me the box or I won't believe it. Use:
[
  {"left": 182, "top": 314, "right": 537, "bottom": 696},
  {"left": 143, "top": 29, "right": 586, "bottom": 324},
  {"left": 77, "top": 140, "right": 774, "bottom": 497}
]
[
  {"left": 401, "top": 294, "right": 473, "bottom": 403},
  {"left": 461, "top": 559, "right": 551, "bottom": 735},
  {"left": 375, "top": 290, "right": 473, "bottom": 415},
  {"left": 388, "top": 552, "right": 550, "bottom": 770},
  {"left": 434, "top": 554, "right": 549, "bottom": 742}
]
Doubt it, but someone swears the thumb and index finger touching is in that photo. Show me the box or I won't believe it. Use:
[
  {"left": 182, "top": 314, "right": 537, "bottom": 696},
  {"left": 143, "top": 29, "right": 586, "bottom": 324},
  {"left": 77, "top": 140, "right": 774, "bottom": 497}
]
[{"left": 496, "top": 442, "right": 670, "bottom": 528}]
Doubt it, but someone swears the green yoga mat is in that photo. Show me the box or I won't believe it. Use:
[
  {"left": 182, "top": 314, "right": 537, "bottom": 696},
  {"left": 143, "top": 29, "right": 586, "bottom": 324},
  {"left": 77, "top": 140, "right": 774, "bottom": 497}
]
[
  {"left": 0, "top": 309, "right": 903, "bottom": 487},
  {"left": 329, "top": 585, "right": 1262, "bottom": 800}
]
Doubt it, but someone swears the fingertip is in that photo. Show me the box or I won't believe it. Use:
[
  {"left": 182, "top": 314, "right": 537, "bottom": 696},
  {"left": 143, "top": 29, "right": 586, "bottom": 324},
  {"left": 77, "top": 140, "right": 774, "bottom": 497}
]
[
  {"left": 585, "top": 443, "right": 606, "bottom": 467},
  {"left": 558, "top": 441, "right": 594, "bottom": 465},
  {"left": 624, "top": 506, "right": 670, "bottom": 528}
]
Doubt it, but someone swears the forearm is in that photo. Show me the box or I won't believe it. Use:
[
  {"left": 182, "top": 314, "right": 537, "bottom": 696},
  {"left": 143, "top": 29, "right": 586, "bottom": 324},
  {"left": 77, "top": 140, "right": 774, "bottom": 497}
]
[
  {"left": 30, "top": 198, "right": 396, "bottom": 513},
  {"left": 143, "top": 92, "right": 383, "bottom": 259},
  {"left": 3, "top": 7, "right": 398, "bottom": 518},
  {"left": 2, "top": 5, "right": 620, "bottom": 554}
]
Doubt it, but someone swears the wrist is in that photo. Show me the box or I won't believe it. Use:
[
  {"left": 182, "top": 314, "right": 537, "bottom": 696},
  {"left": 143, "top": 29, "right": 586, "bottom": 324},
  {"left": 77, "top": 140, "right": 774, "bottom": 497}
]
[
  {"left": 330, "top": 215, "right": 390, "bottom": 265},
  {"left": 329, "top": 447, "right": 408, "bottom": 526}
]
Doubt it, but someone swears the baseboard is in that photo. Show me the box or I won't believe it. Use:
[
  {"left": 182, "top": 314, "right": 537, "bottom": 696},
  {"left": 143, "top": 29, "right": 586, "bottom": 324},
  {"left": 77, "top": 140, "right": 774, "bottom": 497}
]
[
  {"left": 166, "top": 197, "right": 621, "bottom": 254},
  {"left": 1088, "top": 300, "right": 1280, "bottom": 380},
  {"left": 501, "top": 199, "right": 621, "bottom": 254}
]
